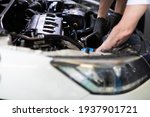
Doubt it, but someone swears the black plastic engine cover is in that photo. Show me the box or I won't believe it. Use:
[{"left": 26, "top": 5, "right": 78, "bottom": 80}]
[{"left": 28, "top": 13, "right": 62, "bottom": 35}]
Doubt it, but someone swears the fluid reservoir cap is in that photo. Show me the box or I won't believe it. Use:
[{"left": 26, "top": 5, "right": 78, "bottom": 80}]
[{"left": 81, "top": 48, "right": 94, "bottom": 53}]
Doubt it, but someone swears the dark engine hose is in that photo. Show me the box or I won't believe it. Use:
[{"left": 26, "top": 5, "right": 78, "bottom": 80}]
[
  {"left": 11, "top": 33, "right": 83, "bottom": 49},
  {"left": 45, "top": 35, "right": 83, "bottom": 50}
]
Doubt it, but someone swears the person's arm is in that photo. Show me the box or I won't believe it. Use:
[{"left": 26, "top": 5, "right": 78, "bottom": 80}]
[
  {"left": 97, "top": 0, "right": 114, "bottom": 18},
  {"left": 96, "top": 5, "right": 148, "bottom": 52},
  {"left": 115, "top": 0, "right": 127, "bottom": 14},
  {"left": 92, "top": 0, "right": 114, "bottom": 45}
]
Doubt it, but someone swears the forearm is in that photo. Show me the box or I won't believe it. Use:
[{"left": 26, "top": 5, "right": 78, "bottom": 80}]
[
  {"left": 120, "top": 5, "right": 148, "bottom": 33},
  {"left": 96, "top": 5, "right": 148, "bottom": 51},
  {"left": 97, "top": 0, "right": 114, "bottom": 18},
  {"left": 115, "top": 0, "right": 127, "bottom": 14}
]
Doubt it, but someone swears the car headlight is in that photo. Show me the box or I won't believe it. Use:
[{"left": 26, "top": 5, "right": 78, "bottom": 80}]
[{"left": 51, "top": 55, "right": 150, "bottom": 95}]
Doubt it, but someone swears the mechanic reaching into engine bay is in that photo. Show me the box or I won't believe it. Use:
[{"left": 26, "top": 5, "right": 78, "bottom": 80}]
[{"left": 95, "top": 0, "right": 150, "bottom": 53}]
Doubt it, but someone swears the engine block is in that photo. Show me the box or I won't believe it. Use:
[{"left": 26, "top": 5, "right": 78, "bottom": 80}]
[{"left": 28, "top": 13, "right": 62, "bottom": 35}]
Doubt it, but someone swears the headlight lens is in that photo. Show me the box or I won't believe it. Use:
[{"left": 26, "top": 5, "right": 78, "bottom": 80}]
[{"left": 51, "top": 55, "right": 150, "bottom": 94}]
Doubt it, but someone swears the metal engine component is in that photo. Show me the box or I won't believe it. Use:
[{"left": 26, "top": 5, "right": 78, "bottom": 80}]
[
  {"left": 16, "top": 13, "right": 64, "bottom": 51},
  {"left": 27, "top": 13, "right": 62, "bottom": 35},
  {"left": 63, "top": 8, "right": 86, "bottom": 30},
  {"left": 47, "top": 0, "right": 64, "bottom": 12}
]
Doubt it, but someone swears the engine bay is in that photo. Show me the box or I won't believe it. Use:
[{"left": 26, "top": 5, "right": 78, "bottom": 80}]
[
  {"left": 0, "top": 0, "right": 150, "bottom": 56},
  {"left": 0, "top": 0, "right": 98, "bottom": 51}
]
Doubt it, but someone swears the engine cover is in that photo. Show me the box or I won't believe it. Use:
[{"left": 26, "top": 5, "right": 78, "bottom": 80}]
[{"left": 28, "top": 13, "right": 62, "bottom": 35}]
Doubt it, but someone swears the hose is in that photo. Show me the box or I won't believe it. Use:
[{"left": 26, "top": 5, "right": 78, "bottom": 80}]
[{"left": 11, "top": 33, "right": 83, "bottom": 49}]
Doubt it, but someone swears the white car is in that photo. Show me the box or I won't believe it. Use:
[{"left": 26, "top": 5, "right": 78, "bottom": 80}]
[{"left": 0, "top": 0, "right": 150, "bottom": 100}]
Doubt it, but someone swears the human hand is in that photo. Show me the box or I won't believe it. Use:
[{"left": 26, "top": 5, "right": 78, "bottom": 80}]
[{"left": 95, "top": 25, "right": 131, "bottom": 53}]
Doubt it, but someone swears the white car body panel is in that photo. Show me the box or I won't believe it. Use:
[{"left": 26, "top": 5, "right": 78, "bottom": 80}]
[{"left": 0, "top": 46, "right": 89, "bottom": 100}]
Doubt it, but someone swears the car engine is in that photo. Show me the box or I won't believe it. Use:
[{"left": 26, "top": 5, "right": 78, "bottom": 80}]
[
  {"left": 0, "top": 0, "right": 98, "bottom": 51},
  {"left": 0, "top": 0, "right": 150, "bottom": 55}
]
